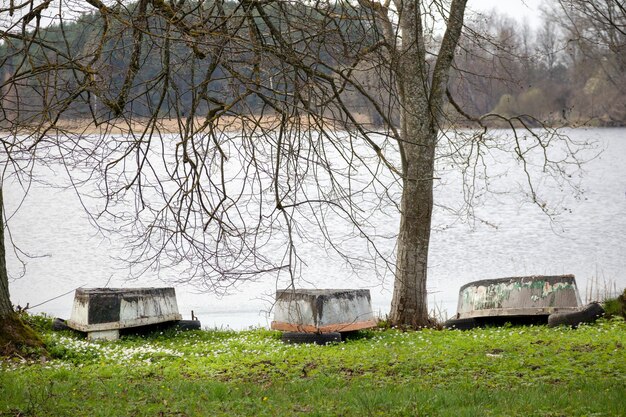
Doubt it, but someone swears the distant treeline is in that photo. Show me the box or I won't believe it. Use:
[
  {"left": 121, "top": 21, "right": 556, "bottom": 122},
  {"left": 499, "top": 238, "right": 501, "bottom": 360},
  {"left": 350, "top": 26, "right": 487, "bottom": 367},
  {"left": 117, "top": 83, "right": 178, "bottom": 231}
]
[
  {"left": 1, "top": 0, "right": 624, "bottom": 127},
  {"left": 449, "top": 4, "right": 626, "bottom": 127}
]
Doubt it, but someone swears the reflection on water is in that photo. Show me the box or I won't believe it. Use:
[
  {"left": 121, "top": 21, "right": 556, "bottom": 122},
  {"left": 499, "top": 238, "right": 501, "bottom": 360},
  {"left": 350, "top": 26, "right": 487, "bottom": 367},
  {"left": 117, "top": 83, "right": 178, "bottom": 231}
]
[{"left": 6, "top": 128, "right": 626, "bottom": 329}]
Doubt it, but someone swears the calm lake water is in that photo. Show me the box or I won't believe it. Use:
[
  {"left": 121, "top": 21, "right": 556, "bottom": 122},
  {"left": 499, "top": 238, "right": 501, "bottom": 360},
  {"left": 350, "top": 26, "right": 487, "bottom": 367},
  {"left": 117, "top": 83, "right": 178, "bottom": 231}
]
[{"left": 6, "top": 128, "right": 626, "bottom": 329}]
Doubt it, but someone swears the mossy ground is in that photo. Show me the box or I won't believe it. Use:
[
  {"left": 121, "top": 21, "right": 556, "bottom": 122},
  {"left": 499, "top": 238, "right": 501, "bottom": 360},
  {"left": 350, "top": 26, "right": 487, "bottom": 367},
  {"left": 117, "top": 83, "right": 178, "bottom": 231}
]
[
  {"left": 1, "top": 315, "right": 624, "bottom": 416},
  {"left": 0, "top": 312, "right": 46, "bottom": 358}
]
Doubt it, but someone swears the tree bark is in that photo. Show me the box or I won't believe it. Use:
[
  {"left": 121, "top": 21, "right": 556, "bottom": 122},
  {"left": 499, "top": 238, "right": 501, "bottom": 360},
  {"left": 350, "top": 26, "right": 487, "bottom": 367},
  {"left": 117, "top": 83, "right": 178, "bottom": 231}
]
[
  {"left": 389, "top": 131, "right": 437, "bottom": 327},
  {"left": 0, "top": 187, "right": 13, "bottom": 317},
  {"left": 389, "top": 0, "right": 468, "bottom": 327},
  {"left": 0, "top": 187, "right": 46, "bottom": 357}
]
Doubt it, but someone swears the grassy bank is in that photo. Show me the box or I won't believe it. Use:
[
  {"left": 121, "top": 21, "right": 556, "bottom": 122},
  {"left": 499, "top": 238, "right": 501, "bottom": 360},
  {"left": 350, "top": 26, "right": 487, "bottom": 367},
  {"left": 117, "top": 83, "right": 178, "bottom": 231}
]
[{"left": 1, "top": 316, "right": 625, "bottom": 416}]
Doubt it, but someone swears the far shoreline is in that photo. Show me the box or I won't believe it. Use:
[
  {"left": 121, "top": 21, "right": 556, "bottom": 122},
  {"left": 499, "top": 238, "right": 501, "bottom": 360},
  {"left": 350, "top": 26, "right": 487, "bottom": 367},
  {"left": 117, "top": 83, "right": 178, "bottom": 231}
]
[{"left": 0, "top": 113, "right": 623, "bottom": 136}]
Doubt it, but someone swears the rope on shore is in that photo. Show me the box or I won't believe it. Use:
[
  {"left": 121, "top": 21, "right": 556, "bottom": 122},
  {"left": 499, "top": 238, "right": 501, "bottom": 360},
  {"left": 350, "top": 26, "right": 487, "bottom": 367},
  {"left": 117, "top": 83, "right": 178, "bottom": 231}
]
[{"left": 24, "top": 284, "right": 86, "bottom": 310}]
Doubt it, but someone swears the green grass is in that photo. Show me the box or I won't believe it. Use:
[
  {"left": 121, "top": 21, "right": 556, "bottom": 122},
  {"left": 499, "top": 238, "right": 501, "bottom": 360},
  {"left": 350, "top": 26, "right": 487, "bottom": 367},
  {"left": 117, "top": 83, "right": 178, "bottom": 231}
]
[{"left": 1, "top": 317, "right": 625, "bottom": 416}]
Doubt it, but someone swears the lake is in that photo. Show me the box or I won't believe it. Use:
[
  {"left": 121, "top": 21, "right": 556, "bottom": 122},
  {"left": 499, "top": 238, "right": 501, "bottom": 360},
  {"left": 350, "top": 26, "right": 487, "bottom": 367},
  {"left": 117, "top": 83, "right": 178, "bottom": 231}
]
[{"left": 5, "top": 127, "right": 626, "bottom": 329}]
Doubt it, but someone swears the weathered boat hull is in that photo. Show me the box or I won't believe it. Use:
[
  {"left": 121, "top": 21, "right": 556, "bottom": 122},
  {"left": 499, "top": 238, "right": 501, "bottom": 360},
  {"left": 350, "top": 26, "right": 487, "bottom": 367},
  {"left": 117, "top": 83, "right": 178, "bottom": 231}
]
[
  {"left": 67, "top": 288, "right": 182, "bottom": 340},
  {"left": 455, "top": 275, "right": 581, "bottom": 320},
  {"left": 271, "top": 289, "right": 377, "bottom": 333}
]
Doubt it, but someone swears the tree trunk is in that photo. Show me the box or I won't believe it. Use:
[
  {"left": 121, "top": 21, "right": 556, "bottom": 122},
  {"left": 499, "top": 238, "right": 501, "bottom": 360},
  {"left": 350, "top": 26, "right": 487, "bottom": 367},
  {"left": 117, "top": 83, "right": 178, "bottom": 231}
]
[
  {"left": 389, "top": 132, "right": 436, "bottom": 328},
  {"left": 0, "top": 187, "right": 13, "bottom": 317},
  {"left": 388, "top": 0, "right": 468, "bottom": 328},
  {"left": 0, "top": 187, "right": 45, "bottom": 357}
]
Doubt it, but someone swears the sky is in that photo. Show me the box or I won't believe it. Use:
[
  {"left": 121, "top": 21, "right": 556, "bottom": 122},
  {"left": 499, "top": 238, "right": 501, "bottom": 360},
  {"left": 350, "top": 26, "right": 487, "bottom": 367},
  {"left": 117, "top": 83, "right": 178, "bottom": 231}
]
[
  {"left": 0, "top": 0, "right": 549, "bottom": 33},
  {"left": 470, "top": 0, "right": 545, "bottom": 26}
]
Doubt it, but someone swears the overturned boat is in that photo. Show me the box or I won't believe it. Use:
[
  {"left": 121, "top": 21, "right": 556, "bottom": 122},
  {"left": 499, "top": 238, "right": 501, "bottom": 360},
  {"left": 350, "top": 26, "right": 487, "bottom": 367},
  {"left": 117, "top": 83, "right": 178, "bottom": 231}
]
[
  {"left": 271, "top": 289, "right": 377, "bottom": 343},
  {"left": 444, "top": 275, "right": 603, "bottom": 329},
  {"left": 64, "top": 287, "right": 198, "bottom": 340}
]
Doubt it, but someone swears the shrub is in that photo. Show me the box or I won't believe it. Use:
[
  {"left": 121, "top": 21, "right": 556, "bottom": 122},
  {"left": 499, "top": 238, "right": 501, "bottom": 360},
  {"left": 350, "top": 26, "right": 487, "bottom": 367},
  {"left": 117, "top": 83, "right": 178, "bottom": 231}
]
[{"left": 603, "top": 288, "right": 626, "bottom": 319}]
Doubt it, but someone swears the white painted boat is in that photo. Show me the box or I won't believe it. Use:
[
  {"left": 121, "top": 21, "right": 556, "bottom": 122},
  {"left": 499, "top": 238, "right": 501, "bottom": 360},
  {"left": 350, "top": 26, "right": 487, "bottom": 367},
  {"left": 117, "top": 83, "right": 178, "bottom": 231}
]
[
  {"left": 66, "top": 288, "right": 182, "bottom": 340},
  {"left": 271, "top": 289, "right": 377, "bottom": 333}
]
